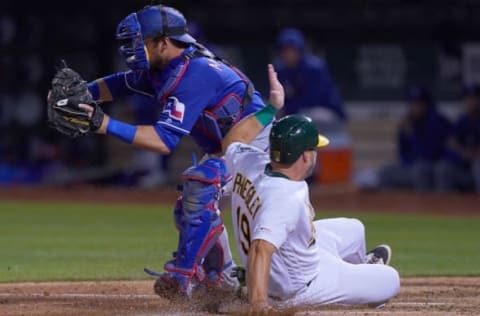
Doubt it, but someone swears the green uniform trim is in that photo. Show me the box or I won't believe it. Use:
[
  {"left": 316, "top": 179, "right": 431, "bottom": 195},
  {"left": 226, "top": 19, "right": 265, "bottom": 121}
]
[
  {"left": 264, "top": 163, "right": 289, "bottom": 179},
  {"left": 254, "top": 104, "right": 276, "bottom": 127}
]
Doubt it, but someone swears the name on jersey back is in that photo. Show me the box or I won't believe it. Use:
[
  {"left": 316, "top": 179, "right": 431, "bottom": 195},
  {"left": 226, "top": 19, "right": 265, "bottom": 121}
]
[{"left": 232, "top": 172, "right": 262, "bottom": 219}]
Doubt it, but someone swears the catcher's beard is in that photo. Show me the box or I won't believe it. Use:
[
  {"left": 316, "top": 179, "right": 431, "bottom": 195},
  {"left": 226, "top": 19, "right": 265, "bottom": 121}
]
[{"left": 147, "top": 45, "right": 171, "bottom": 70}]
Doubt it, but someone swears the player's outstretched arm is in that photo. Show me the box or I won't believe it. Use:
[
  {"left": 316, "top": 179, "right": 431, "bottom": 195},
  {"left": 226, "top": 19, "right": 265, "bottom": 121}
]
[
  {"left": 247, "top": 239, "right": 277, "bottom": 314},
  {"left": 87, "top": 71, "right": 154, "bottom": 102},
  {"left": 79, "top": 105, "right": 171, "bottom": 154},
  {"left": 221, "top": 64, "right": 285, "bottom": 153}
]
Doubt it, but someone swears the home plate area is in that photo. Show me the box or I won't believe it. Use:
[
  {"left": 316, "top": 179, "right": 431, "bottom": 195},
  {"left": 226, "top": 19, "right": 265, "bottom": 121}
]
[{"left": 0, "top": 277, "right": 478, "bottom": 315}]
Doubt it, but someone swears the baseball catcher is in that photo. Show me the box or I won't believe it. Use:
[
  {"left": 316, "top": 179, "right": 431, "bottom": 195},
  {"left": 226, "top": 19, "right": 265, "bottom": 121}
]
[{"left": 46, "top": 4, "right": 273, "bottom": 299}]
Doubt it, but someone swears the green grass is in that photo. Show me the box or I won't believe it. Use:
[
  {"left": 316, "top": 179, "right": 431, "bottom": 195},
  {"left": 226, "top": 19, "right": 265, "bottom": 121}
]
[
  {"left": 0, "top": 201, "right": 479, "bottom": 282},
  {"left": 0, "top": 201, "right": 171, "bottom": 282}
]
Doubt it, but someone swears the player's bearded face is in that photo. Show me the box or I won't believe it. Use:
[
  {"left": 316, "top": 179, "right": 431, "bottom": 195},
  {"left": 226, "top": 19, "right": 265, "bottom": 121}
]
[
  {"left": 304, "top": 150, "right": 317, "bottom": 179},
  {"left": 150, "top": 52, "right": 168, "bottom": 69},
  {"left": 145, "top": 40, "right": 168, "bottom": 70}
]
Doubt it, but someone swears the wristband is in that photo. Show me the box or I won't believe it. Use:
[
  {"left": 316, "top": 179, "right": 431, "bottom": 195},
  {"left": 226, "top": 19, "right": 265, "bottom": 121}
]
[
  {"left": 254, "top": 104, "right": 276, "bottom": 127},
  {"left": 106, "top": 118, "right": 137, "bottom": 144},
  {"left": 87, "top": 81, "right": 100, "bottom": 100}
]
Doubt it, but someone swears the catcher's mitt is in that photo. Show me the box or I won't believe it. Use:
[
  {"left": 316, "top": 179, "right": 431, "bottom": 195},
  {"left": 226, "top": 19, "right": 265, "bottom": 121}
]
[{"left": 47, "top": 64, "right": 103, "bottom": 138}]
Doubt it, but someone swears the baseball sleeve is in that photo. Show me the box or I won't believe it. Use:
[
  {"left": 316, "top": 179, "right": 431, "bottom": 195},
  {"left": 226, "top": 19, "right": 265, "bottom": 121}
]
[
  {"left": 154, "top": 65, "right": 214, "bottom": 137},
  {"left": 225, "top": 142, "right": 242, "bottom": 173},
  {"left": 150, "top": 61, "right": 217, "bottom": 150},
  {"left": 88, "top": 70, "right": 156, "bottom": 100},
  {"left": 225, "top": 142, "right": 265, "bottom": 174}
]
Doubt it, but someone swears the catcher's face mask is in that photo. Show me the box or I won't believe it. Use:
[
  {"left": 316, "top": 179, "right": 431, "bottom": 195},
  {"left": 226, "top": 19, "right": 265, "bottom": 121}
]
[
  {"left": 116, "top": 13, "right": 150, "bottom": 71},
  {"left": 116, "top": 6, "right": 196, "bottom": 72}
]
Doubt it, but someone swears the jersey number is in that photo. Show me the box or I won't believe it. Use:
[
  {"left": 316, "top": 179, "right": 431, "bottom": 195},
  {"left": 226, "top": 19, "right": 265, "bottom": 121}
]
[{"left": 236, "top": 206, "right": 251, "bottom": 255}]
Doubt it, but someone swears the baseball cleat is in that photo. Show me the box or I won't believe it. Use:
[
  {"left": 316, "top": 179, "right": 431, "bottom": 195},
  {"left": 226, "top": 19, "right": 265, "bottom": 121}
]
[
  {"left": 366, "top": 244, "right": 392, "bottom": 265},
  {"left": 153, "top": 271, "right": 194, "bottom": 299},
  {"left": 153, "top": 275, "right": 177, "bottom": 300}
]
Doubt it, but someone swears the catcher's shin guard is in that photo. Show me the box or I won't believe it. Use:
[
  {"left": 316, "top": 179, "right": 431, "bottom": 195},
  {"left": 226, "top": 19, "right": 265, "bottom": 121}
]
[
  {"left": 173, "top": 197, "right": 182, "bottom": 231},
  {"left": 201, "top": 233, "right": 240, "bottom": 292},
  {"left": 163, "top": 158, "right": 229, "bottom": 295}
]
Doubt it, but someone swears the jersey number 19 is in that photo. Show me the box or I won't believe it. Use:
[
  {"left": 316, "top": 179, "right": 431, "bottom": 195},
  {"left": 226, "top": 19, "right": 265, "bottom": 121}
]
[{"left": 236, "top": 206, "right": 251, "bottom": 255}]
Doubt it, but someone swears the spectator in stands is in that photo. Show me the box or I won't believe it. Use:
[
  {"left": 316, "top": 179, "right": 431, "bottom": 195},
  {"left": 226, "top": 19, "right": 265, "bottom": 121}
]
[
  {"left": 273, "top": 28, "right": 346, "bottom": 121},
  {"left": 379, "top": 85, "right": 451, "bottom": 192},
  {"left": 435, "top": 84, "right": 480, "bottom": 193}
]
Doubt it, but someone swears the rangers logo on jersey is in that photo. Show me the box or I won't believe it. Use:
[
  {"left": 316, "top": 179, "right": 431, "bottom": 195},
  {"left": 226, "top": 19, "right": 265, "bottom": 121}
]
[{"left": 163, "top": 96, "right": 185, "bottom": 123}]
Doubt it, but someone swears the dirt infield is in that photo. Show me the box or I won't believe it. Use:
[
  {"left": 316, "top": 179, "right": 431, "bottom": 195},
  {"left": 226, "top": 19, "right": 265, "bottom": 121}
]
[
  {"left": 1, "top": 187, "right": 479, "bottom": 315},
  {"left": 0, "top": 277, "right": 479, "bottom": 315}
]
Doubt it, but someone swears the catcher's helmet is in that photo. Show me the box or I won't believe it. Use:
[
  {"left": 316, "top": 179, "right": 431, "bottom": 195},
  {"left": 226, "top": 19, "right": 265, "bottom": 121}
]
[
  {"left": 116, "top": 5, "right": 196, "bottom": 71},
  {"left": 269, "top": 115, "right": 329, "bottom": 165}
]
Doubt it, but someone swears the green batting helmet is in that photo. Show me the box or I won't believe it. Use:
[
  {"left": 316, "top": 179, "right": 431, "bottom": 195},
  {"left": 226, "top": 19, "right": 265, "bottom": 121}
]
[{"left": 269, "top": 115, "right": 329, "bottom": 165}]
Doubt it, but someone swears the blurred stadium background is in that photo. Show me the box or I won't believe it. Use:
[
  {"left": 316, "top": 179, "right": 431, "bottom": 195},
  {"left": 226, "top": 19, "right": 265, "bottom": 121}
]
[
  {"left": 1, "top": 3, "right": 480, "bottom": 314},
  {"left": 0, "top": 0, "right": 479, "bottom": 192}
]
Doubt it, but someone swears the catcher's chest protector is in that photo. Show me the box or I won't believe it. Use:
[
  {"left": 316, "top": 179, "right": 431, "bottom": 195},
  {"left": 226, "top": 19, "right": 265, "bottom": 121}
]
[{"left": 152, "top": 45, "right": 253, "bottom": 152}]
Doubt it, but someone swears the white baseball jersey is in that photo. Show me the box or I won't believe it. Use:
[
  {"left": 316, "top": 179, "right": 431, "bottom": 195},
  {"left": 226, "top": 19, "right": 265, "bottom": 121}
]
[
  {"left": 226, "top": 142, "right": 321, "bottom": 300},
  {"left": 225, "top": 141, "right": 401, "bottom": 306}
]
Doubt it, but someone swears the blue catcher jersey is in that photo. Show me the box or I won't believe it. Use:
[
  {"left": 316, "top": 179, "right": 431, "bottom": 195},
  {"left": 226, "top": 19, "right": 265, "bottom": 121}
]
[{"left": 104, "top": 45, "right": 265, "bottom": 154}]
